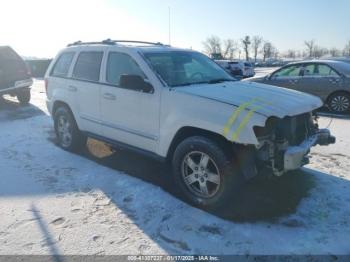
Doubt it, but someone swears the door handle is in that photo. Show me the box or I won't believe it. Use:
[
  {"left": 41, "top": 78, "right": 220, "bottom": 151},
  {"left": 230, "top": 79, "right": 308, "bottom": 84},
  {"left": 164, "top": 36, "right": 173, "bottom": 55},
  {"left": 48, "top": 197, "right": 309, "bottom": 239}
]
[
  {"left": 68, "top": 85, "right": 77, "bottom": 92},
  {"left": 103, "top": 93, "right": 116, "bottom": 100},
  {"left": 329, "top": 78, "right": 340, "bottom": 84},
  {"left": 289, "top": 79, "right": 299, "bottom": 84}
]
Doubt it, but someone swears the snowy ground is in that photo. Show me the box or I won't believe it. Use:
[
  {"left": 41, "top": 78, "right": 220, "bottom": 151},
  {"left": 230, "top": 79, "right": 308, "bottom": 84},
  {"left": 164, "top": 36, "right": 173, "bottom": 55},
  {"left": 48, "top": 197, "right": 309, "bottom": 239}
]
[{"left": 0, "top": 80, "right": 350, "bottom": 255}]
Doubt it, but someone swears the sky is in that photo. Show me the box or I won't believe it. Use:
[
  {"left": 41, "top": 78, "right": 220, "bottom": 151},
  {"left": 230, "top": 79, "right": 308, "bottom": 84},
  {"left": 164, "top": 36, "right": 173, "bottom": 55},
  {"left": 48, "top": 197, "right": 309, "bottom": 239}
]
[{"left": 0, "top": 0, "right": 349, "bottom": 58}]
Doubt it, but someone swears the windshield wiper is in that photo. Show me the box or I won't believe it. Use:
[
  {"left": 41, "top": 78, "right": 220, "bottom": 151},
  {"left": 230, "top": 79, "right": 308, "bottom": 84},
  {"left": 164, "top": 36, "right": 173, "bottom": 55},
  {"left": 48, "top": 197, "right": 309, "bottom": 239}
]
[
  {"left": 173, "top": 81, "right": 208, "bottom": 87},
  {"left": 207, "top": 78, "right": 235, "bottom": 84},
  {"left": 172, "top": 79, "right": 235, "bottom": 87}
]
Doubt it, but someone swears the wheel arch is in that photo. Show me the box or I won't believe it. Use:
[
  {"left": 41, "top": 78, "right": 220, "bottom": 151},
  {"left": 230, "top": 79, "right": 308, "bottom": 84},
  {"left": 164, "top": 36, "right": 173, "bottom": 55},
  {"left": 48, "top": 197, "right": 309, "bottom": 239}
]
[
  {"left": 52, "top": 100, "right": 73, "bottom": 116},
  {"left": 52, "top": 100, "right": 82, "bottom": 130},
  {"left": 166, "top": 126, "right": 235, "bottom": 162},
  {"left": 326, "top": 90, "right": 350, "bottom": 103}
]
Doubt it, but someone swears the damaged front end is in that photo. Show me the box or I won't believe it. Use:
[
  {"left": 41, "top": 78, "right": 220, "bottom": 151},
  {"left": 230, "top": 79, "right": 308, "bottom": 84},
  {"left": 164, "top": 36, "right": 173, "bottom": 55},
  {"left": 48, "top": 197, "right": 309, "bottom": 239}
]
[{"left": 251, "top": 113, "right": 336, "bottom": 176}]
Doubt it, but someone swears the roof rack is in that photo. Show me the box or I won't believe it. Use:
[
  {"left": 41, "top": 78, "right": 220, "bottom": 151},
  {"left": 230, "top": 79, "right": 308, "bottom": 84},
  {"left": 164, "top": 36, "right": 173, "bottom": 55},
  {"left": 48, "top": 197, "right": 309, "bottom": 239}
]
[{"left": 67, "top": 39, "right": 168, "bottom": 47}]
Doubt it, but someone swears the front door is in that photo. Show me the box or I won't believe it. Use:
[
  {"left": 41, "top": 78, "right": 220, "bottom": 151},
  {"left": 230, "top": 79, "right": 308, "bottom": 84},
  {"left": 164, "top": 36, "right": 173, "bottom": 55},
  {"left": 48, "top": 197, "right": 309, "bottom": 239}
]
[
  {"left": 266, "top": 64, "right": 303, "bottom": 91},
  {"left": 100, "top": 51, "right": 160, "bottom": 153}
]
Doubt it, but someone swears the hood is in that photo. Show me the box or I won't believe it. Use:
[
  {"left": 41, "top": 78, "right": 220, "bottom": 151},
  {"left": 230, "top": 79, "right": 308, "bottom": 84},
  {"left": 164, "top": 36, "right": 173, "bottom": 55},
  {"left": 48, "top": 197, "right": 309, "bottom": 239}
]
[
  {"left": 174, "top": 81, "right": 323, "bottom": 118},
  {"left": 242, "top": 76, "right": 266, "bottom": 82}
]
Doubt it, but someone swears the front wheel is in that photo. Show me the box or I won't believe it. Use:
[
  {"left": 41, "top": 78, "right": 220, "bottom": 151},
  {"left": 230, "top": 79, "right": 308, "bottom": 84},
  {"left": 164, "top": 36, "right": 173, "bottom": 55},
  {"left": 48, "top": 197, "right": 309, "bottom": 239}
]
[
  {"left": 54, "top": 106, "right": 87, "bottom": 152},
  {"left": 327, "top": 92, "right": 350, "bottom": 113},
  {"left": 172, "top": 136, "right": 243, "bottom": 211},
  {"left": 17, "top": 88, "right": 31, "bottom": 105}
]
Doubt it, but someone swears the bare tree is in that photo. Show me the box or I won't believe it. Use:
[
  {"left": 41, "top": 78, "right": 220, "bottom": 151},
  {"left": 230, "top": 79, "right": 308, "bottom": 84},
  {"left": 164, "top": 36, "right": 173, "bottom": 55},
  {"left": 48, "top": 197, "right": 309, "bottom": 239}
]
[
  {"left": 304, "top": 40, "right": 316, "bottom": 58},
  {"left": 251, "top": 36, "right": 263, "bottom": 62},
  {"left": 329, "top": 47, "right": 341, "bottom": 57},
  {"left": 343, "top": 40, "right": 350, "bottom": 56},
  {"left": 286, "top": 49, "right": 296, "bottom": 59},
  {"left": 202, "top": 36, "right": 222, "bottom": 57},
  {"left": 262, "top": 41, "right": 274, "bottom": 62},
  {"left": 313, "top": 46, "right": 328, "bottom": 58},
  {"left": 222, "top": 39, "right": 237, "bottom": 59},
  {"left": 241, "top": 36, "right": 251, "bottom": 61}
]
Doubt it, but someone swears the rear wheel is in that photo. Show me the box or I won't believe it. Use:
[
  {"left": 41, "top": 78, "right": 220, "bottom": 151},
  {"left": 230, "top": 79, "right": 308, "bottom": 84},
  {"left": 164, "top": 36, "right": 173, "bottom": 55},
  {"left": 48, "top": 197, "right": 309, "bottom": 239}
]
[
  {"left": 54, "top": 106, "right": 87, "bottom": 152},
  {"left": 172, "top": 136, "right": 243, "bottom": 211},
  {"left": 327, "top": 92, "right": 350, "bottom": 113},
  {"left": 17, "top": 88, "right": 31, "bottom": 105}
]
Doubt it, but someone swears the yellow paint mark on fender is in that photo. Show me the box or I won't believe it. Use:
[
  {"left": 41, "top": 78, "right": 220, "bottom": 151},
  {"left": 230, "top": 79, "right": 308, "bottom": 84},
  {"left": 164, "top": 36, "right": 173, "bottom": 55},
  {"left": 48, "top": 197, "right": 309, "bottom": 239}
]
[
  {"left": 231, "top": 105, "right": 262, "bottom": 141},
  {"left": 222, "top": 98, "right": 258, "bottom": 136}
]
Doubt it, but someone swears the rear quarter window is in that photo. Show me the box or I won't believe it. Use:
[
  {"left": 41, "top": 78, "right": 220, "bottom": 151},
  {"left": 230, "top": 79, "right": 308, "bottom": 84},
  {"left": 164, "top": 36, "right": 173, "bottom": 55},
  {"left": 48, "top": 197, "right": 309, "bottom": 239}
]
[
  {"left": 51, "top": 52, "right": 75, "bottom": 77},
  {"left": 72, "top": 51, "right": 103, "bottom": 82}
]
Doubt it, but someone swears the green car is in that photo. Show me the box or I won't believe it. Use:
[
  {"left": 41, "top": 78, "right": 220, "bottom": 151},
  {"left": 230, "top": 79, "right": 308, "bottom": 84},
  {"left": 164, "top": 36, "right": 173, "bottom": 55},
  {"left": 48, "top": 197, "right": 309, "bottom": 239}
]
[{"left": 246, "top": 60, "right": 350, "bottom": 113}]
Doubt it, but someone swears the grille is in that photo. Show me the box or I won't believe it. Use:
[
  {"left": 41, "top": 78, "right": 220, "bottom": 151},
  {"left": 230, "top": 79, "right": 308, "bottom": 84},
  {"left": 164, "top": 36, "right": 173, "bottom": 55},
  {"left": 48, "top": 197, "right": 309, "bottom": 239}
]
[{"left": 275, "top": 113, "right": 313, "bottom": 146}]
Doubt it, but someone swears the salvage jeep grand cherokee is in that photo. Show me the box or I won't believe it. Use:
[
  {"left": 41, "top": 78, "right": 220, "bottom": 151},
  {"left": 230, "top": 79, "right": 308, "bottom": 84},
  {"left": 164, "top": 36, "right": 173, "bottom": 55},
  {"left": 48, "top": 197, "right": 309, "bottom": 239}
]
[{"left": 45, "top": 40, "right": 335, "bottom": 210}]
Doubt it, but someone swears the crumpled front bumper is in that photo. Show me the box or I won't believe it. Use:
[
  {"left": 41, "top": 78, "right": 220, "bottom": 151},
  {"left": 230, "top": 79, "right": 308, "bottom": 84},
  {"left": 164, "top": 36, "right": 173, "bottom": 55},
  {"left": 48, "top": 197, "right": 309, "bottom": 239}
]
[{"left": 284, "top": 129, "right": 336, "bottom": 171}]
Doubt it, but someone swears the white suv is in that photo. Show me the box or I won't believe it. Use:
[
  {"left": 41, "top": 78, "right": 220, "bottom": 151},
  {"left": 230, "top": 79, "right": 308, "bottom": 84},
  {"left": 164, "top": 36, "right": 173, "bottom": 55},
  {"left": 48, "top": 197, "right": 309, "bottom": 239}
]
[
  {"left": 45, "top": 40, "right": 335, "bottom": 210},
  {"left": 215, "top": 60, "right": 255, "bottom": 78}
]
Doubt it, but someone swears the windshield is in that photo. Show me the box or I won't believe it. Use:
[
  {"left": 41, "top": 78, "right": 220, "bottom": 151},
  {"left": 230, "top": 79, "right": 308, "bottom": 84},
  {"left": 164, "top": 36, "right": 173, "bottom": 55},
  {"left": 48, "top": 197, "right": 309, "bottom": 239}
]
[{"left": 143, "top": 51, "right": 235, "bottom": 87}]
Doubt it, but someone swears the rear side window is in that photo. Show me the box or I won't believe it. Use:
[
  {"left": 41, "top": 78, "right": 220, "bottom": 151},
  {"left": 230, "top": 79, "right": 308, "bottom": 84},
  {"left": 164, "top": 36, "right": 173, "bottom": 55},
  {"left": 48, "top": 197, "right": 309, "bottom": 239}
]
[
  {"left": 73, "top": 52, "right": 103, "bottom": 82},
  {"left": 316, "top": 64, "right": 339, "bottom": 77},
  {"left": 106, "top": 52, "right": 145, "bottom": 85},
  {"left": 244, "top": 63, "right": 252, "bottom": 67},
  {"left": 51, "top": 52, "right": 75, "bottom": 77}
]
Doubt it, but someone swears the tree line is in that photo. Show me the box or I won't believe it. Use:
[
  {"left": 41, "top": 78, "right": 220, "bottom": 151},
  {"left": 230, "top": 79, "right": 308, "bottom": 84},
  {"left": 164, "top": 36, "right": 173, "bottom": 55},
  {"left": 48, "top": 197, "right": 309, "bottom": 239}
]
[{"left": 202, "top": 35, "right": 350, "bottom": 61}]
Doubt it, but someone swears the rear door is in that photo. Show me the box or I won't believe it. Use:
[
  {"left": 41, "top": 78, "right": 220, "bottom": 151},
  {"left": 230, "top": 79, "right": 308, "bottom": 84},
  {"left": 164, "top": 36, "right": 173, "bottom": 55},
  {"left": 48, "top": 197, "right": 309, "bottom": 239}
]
[
  {"left": 71, "top": 51, "right": 104, "bottom": 134},
  {"left": 0, "top": 46, "right": 30, "bottom": 90},
  {"left": 297, "top": 63, "right": 343, "bottom": 100}
]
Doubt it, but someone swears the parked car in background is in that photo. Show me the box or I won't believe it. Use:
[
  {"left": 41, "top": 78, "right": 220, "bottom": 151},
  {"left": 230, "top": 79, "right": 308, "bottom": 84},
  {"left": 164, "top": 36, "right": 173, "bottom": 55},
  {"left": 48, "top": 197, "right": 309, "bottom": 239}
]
[
  {"left": 215, "top": 60, "right": 243, "bottom": 78},
  {"left": 246, "top": 60, "right": 350, "bottom": 113},
  {"left": 0, "top": 46, "right": 32, "bottom": 104},
  {"left": 216, "top": 60, "right": 255, "bottom": 78},
  {"left": 45, "top": 40, "right": 335, "bottom": 210}
]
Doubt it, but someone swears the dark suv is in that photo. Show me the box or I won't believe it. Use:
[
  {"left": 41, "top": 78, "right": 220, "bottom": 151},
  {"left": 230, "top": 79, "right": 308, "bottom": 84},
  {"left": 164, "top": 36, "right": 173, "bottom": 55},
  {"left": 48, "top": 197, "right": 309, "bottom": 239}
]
[{"left": 0, "top": 46, "right": 33, "bottom": 104}]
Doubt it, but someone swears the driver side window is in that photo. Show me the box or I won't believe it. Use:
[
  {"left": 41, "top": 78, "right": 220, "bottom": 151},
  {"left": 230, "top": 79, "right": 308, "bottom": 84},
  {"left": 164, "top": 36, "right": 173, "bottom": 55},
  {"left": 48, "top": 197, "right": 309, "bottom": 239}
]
[
  {"left": 106, "top": 52, "right": 146, "bottom": 86},
  {"left": 273, "top": 65, "right": 302, "bottom": 78}
]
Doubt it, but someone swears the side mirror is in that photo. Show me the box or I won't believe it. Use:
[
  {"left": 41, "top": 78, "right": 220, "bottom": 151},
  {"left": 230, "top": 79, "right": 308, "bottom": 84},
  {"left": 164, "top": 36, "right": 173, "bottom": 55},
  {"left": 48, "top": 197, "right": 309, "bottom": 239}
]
[{"left": 119, "top": 74, "right": 154, "bottom": 93}]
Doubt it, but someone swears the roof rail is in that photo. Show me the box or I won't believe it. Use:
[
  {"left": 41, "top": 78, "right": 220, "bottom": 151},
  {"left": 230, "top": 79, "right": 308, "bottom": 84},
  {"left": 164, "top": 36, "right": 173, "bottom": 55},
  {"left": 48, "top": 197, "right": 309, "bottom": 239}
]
[
  {"left": 67, "top": 39, "right": 168, "bottom": 47},
  {"left": 110, "top": 40, "right": 166, "bottom": 46},
  {"left": 67, "top": 40, "right": 115, "bottom": 47}
]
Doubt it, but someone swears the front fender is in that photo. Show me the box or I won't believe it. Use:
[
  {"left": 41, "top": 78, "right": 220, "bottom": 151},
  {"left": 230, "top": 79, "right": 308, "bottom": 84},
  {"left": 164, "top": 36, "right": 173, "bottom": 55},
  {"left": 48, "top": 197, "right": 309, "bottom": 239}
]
[{"left": 158, "top": 91, "right": 267, "bottom": 157}]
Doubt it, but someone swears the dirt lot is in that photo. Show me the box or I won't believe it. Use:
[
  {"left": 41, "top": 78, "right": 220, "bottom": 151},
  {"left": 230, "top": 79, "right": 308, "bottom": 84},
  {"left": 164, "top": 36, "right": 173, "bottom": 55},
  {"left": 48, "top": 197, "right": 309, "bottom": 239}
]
[{"left": 0, "top": 80, "right": 350, "bottom": 255}]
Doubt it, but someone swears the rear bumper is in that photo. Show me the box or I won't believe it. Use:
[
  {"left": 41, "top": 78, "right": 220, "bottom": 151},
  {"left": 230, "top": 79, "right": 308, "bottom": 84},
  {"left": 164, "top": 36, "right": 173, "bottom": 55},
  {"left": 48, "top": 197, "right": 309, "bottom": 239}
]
[
  {"left": 284, "top": 129, "right": 336, "bottom": 171},
  {"left": 0, "top": 78, "right": 33, "bottom": 95}
]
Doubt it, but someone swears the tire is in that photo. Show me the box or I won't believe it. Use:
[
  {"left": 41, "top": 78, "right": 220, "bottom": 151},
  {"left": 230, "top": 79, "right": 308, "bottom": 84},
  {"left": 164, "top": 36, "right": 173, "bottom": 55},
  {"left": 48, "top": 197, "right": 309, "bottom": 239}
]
[
  {"left": 54, "top": 106, "right": 87, "bottom": 152},
  {"left": 327, "top": 92, "right": 350, "bottom": 113},
  {"left": 17, "top": 88, "right": 31, "bottom": 105},
  {"left": 172, "top": 136, "right": 243, "bottom": 211}
]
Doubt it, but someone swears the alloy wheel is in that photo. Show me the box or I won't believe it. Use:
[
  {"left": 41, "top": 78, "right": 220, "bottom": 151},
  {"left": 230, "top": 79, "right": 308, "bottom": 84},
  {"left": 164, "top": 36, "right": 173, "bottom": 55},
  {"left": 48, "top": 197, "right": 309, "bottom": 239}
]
[
  {"left": 57, "top": 115, "right": 73, "bottom": 147},
  {"left": 330, "top": 95, "right": 350, "bottom": 112},
  {"left": 181, "top": 151, "right": 221, "bottom": 198}
]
